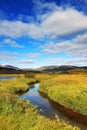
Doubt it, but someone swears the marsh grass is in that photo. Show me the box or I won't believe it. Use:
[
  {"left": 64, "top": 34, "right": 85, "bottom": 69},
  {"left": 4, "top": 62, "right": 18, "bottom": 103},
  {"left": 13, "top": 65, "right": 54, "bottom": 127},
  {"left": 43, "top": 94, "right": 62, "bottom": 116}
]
[
  {"left": 0, "top": 74, "right": 79, "bottom": 130},
  {"left": 38, "top": 73, "right": 87, "bottom": 115},
  {"left": 0, "top": 74, "right": 37, "bottom": 93}
]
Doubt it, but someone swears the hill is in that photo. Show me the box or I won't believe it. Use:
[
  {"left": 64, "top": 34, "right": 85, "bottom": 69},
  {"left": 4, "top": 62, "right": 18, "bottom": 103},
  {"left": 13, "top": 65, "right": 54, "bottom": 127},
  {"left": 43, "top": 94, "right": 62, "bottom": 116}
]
[
  {"left": 37, "top": 65, "right": 87, "bottom": 72},
  {"left": 0, "top": 64, "right": 87, "bottom": 74}
]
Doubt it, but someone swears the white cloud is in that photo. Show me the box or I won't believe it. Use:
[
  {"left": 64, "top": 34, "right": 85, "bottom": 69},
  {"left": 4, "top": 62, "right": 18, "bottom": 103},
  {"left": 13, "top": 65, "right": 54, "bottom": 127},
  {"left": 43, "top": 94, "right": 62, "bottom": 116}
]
[
  {"left": 41, "top": 32, "right": 87, "bottom": 57},
  {"left": 0, "top": 51, "right": 34, "bottom": 66},
  {"left": 48, "top": 57, "right": 87, "bottom": 66},
  {"left": 41, "top": 42, "right": 61, "bottom": 54},
  {"left": 3, "top": 39, "right": 24, "bottom": 48},
  {"left": 27, "top": 53, "right": 41, "bottom": 58},
  {"left": 49, "top": 57, "right": 87, "bottom": 66},
  {"left": 73, "top": 33, "right": 87, "bottom": 44},
  {"left": 0, "top": 20, "right": 27, "bottom": 38},
  {"left": 0, "top": 7, "right": 87, "bottom": 40},
  {"left": 41, "top": 41, "right": 72, "bottom": 54},
  {"left": 42, "top": 7, "right": 87, "bottom": 39},
  {"left": 18, "top": 60, "right": 34, "bottom": 64},
  {"left": 0, "top": 53, "right": 16, "bottom": 60},
  {"left": 0, "top": 51, "right": 18, "bottom": 63},
  {"left": 28, "top": 23, "right": 43, "bottom": 39},
  {"left": 0, "top": 20, "right": 43, "bottom": 39},
  {"left": 65, "top": 59, "right": 87, "bottom": 64},
  {"left": 32, "top": 0, "right": 58, "bottom": 20}
]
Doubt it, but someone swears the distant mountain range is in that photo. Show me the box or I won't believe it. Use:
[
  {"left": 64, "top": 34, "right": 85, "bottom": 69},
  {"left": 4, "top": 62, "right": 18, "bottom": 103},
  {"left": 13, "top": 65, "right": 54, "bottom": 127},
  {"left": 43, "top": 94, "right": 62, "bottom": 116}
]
[
  {"left": 0, "top": 64, "right": 87, "bottom": 74},
  {"left": 0, "top": 65, "right": 22, "bottom": 74},
  {"left": 37, "top": 65, "right": 87, "bottom": 72},
  {"left": 0, "top": 65, "right": 20, "bottom": 70}
]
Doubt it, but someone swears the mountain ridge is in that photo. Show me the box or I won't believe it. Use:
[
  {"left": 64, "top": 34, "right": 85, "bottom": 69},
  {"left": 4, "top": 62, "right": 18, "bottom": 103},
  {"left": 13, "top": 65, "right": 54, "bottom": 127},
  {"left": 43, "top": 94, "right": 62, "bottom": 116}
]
[
  {"left": 0, "top": 65, "right": 20, "bottom": 70},
  {"left": 0, "top": 64, "right": 87, "bottom": 74},
  {"left": 37, "top": 65, "right": 87, "bottom": 72}
]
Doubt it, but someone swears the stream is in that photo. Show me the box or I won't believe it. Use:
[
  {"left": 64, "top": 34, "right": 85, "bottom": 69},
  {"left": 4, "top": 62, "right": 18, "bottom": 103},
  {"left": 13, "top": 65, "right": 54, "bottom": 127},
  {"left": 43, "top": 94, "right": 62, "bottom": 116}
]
[
  {"left": 1, "top": 76, "right": 86, "bottom": 130},
  {"left": 19, "top": 83, "right": 87, "bottom": 130},
  {"left": 0, "top": 76, "right": 16, "bottom": 81}
]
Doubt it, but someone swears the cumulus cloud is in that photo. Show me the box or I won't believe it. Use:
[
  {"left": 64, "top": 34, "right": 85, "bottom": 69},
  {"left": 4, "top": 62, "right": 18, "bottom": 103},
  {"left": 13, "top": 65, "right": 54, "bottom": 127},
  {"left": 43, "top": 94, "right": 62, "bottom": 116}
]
[
  {"left": 0, "top": 20, "right": 43, "bottom": 39},
  {"left": 42, "top": 7, "right": 87, "bottom": 39},
  {"left": 73, "top": 33, "right": 87, "bottom": 44},
  {"left": 32, "top": 0, "right": 58, "bottom": 20},
  {"left": 3, "top": 39, "right": 24, "bottom": 48},
  {"left": 41, "top": 32, "right": 87, "bottom": 57},
  {"left": 28, "top": 23, "right": 43, "bottom": 39},
  {"left": 41, "top": 42, "right": 61, "bottom": 54},
  {"left": 0, "top": 6, "right": 87, "bottom": 40},
  {"left": 41, "top": 41, "right": 72, "bottom": 54},
  {"left": 0, "top": 20, "right": 27, "bottom": 38}
]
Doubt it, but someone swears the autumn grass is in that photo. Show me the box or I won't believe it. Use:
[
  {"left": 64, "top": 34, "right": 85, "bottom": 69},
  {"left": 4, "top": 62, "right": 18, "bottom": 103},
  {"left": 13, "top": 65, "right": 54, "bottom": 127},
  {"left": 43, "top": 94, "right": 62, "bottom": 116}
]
[
  {"left": 0, "top": 74, "right": 79, "bottom": 130},
  {"left": 0, "top": 74, "right": 37, "bottom": 93},
  {"left": 0, "top": 95, "right": 78, "bottom": 130},
  {"left": 38, "top": 73, "right": 87, "bottom": 115}
]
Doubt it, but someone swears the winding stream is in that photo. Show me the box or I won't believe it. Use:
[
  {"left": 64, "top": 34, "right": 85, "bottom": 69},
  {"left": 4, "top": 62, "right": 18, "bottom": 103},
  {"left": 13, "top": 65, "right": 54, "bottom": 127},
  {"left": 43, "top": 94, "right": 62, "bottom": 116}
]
[
  {"left": 19, "top": 83, "right": 87, "bottom": 130},
  {"left": 1, "top": 76, "right": 86, "bottom": 129}
]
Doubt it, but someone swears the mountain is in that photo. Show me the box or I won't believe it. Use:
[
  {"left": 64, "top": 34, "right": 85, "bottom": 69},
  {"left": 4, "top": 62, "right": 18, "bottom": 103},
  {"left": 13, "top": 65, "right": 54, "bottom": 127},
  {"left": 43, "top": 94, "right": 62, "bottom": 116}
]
[
  {"left": 0, "top": 65, "right": 20, "bottom": 70},
  {"left": 0, "top": 65, "right": 23, "bottom": 74},
  {"left": 37, "top": 65, "right": 87, "bottom": 72},
  {"left": 37, "top": 65, "right": 78, "bottom": 72},
  {"left": 0, "top": 64, "right": 87, "bottom": 74}
]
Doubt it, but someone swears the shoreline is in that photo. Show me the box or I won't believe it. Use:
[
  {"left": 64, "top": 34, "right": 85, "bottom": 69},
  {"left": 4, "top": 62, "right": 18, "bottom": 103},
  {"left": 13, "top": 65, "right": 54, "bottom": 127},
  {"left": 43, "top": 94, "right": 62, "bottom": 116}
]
[{"left": 39, "top": 89, "right": 87, "bottom": 125}]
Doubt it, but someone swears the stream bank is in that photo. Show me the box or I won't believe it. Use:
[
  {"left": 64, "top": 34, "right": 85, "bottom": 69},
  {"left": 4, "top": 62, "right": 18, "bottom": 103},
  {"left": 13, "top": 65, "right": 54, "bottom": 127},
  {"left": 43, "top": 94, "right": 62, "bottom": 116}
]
[{"left": 19, "top": 83, "right": 87, "bottom": 130}]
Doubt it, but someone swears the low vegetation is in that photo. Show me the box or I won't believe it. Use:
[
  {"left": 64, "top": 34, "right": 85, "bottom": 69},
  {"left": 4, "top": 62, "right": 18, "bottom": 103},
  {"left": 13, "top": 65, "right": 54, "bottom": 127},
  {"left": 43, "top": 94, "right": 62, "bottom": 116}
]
[
  {"left": 0, "top": 74, "right": 79, "bottom": 130},
  {"left": 37, "top": 73, "right": 87, "bottom": 115},
  {"left": 0, "top": 74, "right": 37, "bottom": 93}
]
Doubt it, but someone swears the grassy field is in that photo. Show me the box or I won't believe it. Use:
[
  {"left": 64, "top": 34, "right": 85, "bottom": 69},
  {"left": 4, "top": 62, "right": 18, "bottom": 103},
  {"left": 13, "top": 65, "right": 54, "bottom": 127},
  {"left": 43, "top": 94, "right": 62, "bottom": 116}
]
[
  {"left": 0, "top": 74, "right": 37, "bottom": 94},
  {"left": 37, "top": 73, "right": 87, "bottom": 115},
  {"left": 0, "top": 74, "right": 79, "bottom": 130}
]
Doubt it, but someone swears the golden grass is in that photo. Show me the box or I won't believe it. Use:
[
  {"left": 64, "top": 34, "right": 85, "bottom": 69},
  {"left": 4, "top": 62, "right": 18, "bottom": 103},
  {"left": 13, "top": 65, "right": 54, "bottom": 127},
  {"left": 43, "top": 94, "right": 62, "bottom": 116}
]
[
  {"left": 0, "top": 74, "right": 37, "bottom": 93},
  {"left": 0, "top": 74, "right": 79, "bottom": 130},
  {"left": 38, "top": 73, "right": 87, "bottom": 115}
]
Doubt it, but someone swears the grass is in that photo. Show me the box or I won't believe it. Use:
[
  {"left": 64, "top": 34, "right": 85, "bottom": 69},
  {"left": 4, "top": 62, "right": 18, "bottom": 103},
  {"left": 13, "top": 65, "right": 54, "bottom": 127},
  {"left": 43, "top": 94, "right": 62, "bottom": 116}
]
[
  {"left": 38, "top": 73, "right": 87, "bottom": 115},
  {"left": 0, "top": 74, "right": 37, "bottom": 93},
  {"left": 0, "top": 73, "right": 79, "bottom": 130}
]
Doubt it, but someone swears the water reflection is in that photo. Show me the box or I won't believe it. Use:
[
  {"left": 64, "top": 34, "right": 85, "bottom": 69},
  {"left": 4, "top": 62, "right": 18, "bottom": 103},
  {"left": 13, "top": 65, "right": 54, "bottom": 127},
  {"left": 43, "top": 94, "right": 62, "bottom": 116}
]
[{"left": 19, "top": 83, "right": 87, "bottom": 130}]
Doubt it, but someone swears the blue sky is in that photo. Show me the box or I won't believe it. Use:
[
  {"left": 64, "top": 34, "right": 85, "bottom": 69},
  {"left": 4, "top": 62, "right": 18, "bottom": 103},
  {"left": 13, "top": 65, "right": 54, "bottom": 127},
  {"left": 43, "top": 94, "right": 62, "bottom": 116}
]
[{"left": 0, "top": 0, "right": 87, "bottom": 68}]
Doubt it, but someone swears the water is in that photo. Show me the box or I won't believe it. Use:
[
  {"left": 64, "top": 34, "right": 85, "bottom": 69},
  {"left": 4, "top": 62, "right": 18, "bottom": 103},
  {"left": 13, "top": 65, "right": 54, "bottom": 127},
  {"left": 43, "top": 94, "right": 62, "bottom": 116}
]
[
  {"left": 19, "top": 83, "right": 87, "bottom": 130},
  {"left": 0, "top": 76, "right": 16, "bottom": 81}
]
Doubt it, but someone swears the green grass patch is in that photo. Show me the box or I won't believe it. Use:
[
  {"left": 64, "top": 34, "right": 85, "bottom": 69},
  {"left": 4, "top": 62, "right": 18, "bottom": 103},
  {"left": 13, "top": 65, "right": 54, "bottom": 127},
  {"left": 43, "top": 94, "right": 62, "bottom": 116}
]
[
  {"left": 38, "top": 73, "right": 87, "bottom": 115},
  {"left": 0, "top": 74, "right": 80, "bottom": 130}
]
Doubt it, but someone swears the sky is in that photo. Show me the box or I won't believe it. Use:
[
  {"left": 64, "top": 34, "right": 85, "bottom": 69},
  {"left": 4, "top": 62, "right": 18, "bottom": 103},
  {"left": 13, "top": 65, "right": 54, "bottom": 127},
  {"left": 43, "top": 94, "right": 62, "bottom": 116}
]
[{"left": 0, "top": 0, "right": 87, "bottom": 68}]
